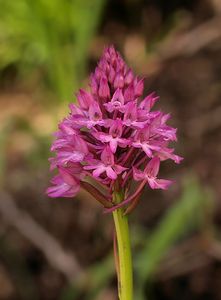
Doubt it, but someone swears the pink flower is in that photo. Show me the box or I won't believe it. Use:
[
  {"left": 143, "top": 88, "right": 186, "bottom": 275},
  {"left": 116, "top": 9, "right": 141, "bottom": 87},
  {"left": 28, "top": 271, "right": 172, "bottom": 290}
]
[
  {"left": 133, "top": 157, "right": 172, "bottom": 190},
  {"left": 92, "top": 119, "right": 130, "bottom": 153},
  {"left": 132, "top": 127, "right": 161, "bottom": 157},
  {"left": 46, "top": 167, "right": 80, "bottom": 198},
  {"left": 84, "top": 147, "right": 126, "bottom": 180},
  {"left": 104, "top": 89, "right": 126, "bottom": 113},
  {"left": 47, "top": 45, "right": 182, "bottom": 211},
  {"left": 51, "top": 135, "right": 88, "bottom": 165}
]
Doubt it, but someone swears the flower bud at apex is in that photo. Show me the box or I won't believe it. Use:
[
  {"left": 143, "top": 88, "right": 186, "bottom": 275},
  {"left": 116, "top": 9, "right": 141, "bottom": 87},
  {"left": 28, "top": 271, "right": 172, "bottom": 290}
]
[
  {"left": 108, "top": 65, "right": 115, "bottom": 84},
  {"left": 125, "top": 69, "right": 133, "bottom": 85},
  {"left": 98, "top": 76, "right": 110, "bottom": 99},
  {"left": 47, "top": 45, "right": 182, "bottom": 212},
  {"left": 114, "top": 73, "right": 124, "bottom": 89}
]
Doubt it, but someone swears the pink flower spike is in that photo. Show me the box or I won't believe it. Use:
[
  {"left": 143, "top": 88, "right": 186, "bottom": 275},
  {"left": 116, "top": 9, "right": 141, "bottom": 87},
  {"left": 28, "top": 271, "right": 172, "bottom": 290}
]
[{"left": 47, "top": 45, "right": 182, "bottom": 209}]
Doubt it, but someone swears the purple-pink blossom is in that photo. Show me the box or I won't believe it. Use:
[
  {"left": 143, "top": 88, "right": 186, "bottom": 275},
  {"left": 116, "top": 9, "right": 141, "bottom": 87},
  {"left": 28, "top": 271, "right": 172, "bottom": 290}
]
[{"left": 47, "top": 46, "right": 182, "bottom": 211}]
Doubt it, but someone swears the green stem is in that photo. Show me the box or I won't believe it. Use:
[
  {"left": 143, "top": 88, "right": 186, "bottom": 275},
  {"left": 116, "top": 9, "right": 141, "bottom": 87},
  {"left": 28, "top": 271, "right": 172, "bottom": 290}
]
[{"left": 113, "top": 192, "right": 133, "bottom": 300}]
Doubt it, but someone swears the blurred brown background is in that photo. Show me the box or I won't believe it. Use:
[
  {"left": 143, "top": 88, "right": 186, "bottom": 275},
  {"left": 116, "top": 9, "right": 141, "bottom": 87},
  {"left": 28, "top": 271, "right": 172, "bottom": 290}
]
[{"left": 0, "top": 0, "right": 221, "bottom": 299}]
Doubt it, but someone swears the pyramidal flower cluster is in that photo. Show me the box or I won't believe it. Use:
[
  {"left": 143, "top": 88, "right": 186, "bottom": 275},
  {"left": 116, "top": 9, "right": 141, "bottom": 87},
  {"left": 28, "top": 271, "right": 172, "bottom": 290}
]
[{"left": 47, "top": 46, "right": 182, "bottom": 211}]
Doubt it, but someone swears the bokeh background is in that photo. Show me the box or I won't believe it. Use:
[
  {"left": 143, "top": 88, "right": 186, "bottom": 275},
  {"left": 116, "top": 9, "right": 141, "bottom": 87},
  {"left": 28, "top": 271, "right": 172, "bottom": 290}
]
[{"left": 0, "top": 0, "right": 221, "bottom": 299}]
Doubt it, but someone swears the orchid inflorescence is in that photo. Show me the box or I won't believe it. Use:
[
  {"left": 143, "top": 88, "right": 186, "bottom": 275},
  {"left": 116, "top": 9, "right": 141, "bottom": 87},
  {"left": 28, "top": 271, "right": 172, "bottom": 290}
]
[{"left": 47, "top": 46, "right": 182, "bottom": 212}]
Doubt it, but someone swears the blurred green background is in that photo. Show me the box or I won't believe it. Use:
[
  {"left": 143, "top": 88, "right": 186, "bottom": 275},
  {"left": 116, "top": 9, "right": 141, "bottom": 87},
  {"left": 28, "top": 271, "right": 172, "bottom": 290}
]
[{"left": 0, "top": 0, "right": 221, "bottom": 299}]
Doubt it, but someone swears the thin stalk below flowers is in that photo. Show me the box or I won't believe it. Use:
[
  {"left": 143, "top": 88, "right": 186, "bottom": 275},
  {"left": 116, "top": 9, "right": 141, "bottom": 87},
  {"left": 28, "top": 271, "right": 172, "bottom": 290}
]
[
  {"left": 113, "top": 191, "right": 133, "bottom": 300},
  {"left": 106, "top": 180, "right": 146, "bottom": 213}
]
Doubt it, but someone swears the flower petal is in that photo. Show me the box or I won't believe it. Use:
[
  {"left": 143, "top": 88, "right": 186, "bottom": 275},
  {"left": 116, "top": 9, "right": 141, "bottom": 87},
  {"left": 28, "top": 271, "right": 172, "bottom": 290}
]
[
  {"left": 93, "top": 165, "right": 106, "bottom": 178},
  {"left": 147, "top": 178, "right": 173, "bottom": 190},
  {"left": 106, "top": 167, "right": 117, "bottom": 180},
  {"left": 133, "top": 167, "right": 145, "bottom": 181},
  {"left": 145, "top": 157, "right": 160, "bottom": 177},
  {"left": 101, "top": 147, "right": 115, "bottom": 165}
]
